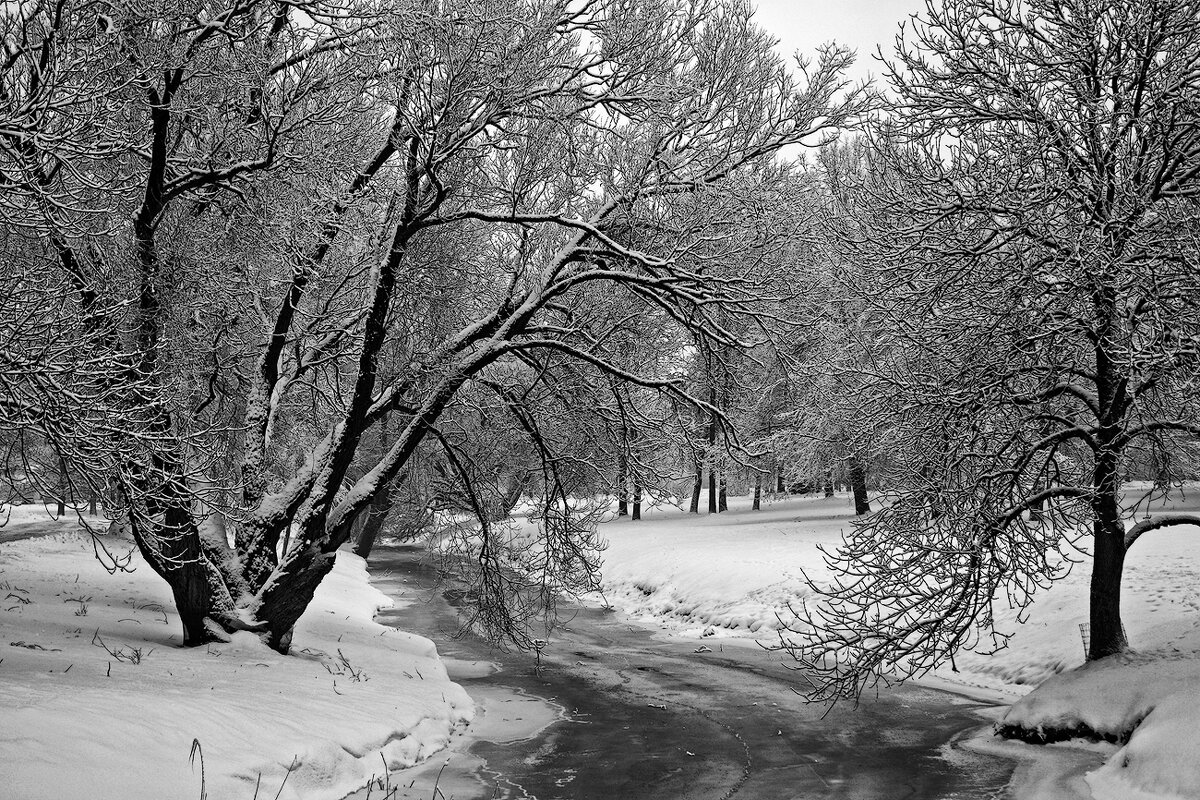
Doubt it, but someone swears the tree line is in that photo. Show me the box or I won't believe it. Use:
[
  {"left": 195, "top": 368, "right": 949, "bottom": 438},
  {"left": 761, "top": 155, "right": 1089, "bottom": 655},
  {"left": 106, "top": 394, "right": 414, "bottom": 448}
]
[{"left": 3, "top": 0, "right": 1199, "bottom": 700}]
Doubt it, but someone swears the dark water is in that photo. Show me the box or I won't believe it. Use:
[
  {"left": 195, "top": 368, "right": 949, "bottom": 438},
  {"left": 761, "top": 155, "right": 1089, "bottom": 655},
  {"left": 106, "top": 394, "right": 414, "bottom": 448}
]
[{"left": 366, "top": 545, "right": 1014, "bottom": 800}]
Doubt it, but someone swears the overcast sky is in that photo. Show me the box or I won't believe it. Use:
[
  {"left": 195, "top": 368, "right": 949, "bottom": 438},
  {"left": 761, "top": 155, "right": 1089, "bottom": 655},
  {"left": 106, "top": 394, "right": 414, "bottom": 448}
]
[{"left": 751, "top": 0, "right": 928, "bottom": 85}]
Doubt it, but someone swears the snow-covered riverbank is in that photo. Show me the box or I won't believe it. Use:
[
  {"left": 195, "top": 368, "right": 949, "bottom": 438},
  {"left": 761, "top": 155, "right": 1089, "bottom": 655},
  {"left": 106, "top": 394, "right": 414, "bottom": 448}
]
[
  {"left": 0, "top": 511, "right": 472, "bottom": 800},
  {"left": 596, "top": 490, "right": 1200, "bottom": 800},
  {"left": 5, "top": 488, "right": 1197, "bottom": 800}
]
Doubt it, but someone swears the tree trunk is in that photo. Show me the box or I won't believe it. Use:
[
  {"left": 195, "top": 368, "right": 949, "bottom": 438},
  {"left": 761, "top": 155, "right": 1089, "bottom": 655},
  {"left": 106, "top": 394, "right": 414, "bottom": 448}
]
[
  {"left": 718, "top": 473, "right": 727, "bottom": 512},
  {"left": 632, "top": 478, "right": 642, "bottom": 521},
  {"left": 823, "top": 469, "right": 834, "bottom": 498},
  {"left": 129, "top": 503, "right": 222, "bottom": 647},
  {"left": 708, "top": 466, "right": 718, "bottom": 513},
  {"left": 1088, "top": 513, "right": 1128, "bottom": 660},
  {"left": 752, "top": 474, "right": 761, "bottom": 510},
  {"left": 1088, "top": 442, "right": 1129, "bottom": 659},
  {"left": 707, "top": 387, "right": 718, "bottom": 514},
  {"left": 689, "top": 453, "right": 702, "bottom": 513},
  {"left": 848, "top": 459, "right": 870, "bottom": 516},
  {"left": 776, "top": 473, "right": 785, "bottom": 494},
  {"left": 488, "top": 473, "right": 526, "bottom": 522},
  {"left": 1087, "top": 288, "right": 1130, "bottom": 661},
  {"left": 255, "top": 513, "right": 339, "bottom": 653},
  {"left": 617, "top": 448, "right": 628, "bottom": 516},
  {"left": 352, "top": 479, "right": 394, "bottom": 560},
  {"left": 56, "top": 459, "right": 68, "bottom": 516}
]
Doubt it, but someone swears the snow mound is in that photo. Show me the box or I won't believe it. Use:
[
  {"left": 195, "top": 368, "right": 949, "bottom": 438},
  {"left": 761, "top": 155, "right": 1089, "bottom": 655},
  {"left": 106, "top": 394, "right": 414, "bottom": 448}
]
[{"left": 1001, "top": 654, "right": 1200, "bottom": 800}]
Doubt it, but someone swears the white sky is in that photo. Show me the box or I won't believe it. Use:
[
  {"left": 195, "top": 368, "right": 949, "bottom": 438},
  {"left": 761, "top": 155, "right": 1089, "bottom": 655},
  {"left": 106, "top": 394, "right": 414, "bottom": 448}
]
[{"left": 751, "top": 0, "right": 928, "bottom": 85}]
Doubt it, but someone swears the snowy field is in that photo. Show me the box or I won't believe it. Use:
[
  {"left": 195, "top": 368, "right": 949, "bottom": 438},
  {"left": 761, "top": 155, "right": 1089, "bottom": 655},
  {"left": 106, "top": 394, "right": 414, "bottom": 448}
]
[
  {"left": 596, "top": 490, "right": 1200, "bottom": 800},
  {"left": 0, "top": 509, "right": 472, "bottom": 800},
  {"left": 2, "top": 489, "right": 1198, "bottom": 800}
]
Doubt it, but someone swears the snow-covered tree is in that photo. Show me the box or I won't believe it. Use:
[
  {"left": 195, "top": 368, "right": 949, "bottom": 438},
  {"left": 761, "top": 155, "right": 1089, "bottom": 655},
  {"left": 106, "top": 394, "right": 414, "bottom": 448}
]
[
  {"left": 780, "top": 0, "right": 1200, "bottom": 700},
  {"left": 2, "top": 0, "right": 863, "bottom": 651}
]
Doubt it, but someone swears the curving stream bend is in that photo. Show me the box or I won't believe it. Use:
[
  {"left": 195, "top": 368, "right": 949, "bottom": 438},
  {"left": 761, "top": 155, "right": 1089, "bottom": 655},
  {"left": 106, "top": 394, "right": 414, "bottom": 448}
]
[{"left": 353, "top": 544, "right": 1016, "bottom": 800}]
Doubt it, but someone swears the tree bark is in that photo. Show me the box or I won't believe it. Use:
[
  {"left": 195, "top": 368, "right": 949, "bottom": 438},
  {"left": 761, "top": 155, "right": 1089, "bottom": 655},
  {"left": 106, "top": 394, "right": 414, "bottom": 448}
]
[
  {"left": 632, "top": 478, "right": 642, "bottom": 521},
  {"left": 718, "top": 472, "right": 727, "bottom": 512},
  {"left": 255, "top": 542, "right": 338, "bottom": 653},
  {"left": 1088, "top": 511, "right": 1128, "bottom": 659},
  {"left": 128, "top": 502, "right": 222, "bottom": 647},
  {"left": 848, "top": 459, "right": 870, "bottom": 516},
  {"left": 56, "top": 458, "right": 68, "bottom": 517},
  {"left": 752, "top": 474, "right": 761, "bottom": 510},
  {"left": 689, "top": 453, "right": 702, "bottom": 513},
  {"left": 708, "top": 466, "right": 718, "bottom": 513},
  {"left": 1089, "top": 420, "right": 1127, "bottom": 663},
  {"left": 617, "top": 448, "right": 628, "bottom": 516},
  {"left": 1087, "top": 286, "right": 1130, "bottom": 660},
  {"left": 352, "top": 478, "right": 394, "bottom": 560},
  {"left": 497, "top": 474, "right": 525, "bottom": 521}
]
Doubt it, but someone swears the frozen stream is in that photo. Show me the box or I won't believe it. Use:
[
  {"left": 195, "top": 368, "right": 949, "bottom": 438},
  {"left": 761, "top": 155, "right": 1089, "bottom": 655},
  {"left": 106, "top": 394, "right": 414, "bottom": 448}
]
[{"left": 357, "top": 544, "right": 1015, "bottom": 800}]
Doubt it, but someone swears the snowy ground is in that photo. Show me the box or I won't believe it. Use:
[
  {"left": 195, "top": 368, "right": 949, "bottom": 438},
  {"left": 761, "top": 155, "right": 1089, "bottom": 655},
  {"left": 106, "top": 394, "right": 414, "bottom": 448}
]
[
  {"left": 0, "top": 507, "right": 473, "bottom": 800},
  {"left": 3, "top": 489, "right": 1197, "bottom": 800},
  {"left": 595, "top": 489, "right": 1200, "bottom": 800}
]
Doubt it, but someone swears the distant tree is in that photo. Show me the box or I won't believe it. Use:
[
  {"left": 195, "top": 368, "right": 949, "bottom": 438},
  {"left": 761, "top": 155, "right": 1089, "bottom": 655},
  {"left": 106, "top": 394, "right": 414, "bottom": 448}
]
[
  {"left": 676, "top": 168, "right": 825, "bottom": 513},
  {"left": 756, "top": 151, "right": 882, "bottom": 515},
  {"left": 780, "top": 0, "right": 1200, "bottom": 701}
]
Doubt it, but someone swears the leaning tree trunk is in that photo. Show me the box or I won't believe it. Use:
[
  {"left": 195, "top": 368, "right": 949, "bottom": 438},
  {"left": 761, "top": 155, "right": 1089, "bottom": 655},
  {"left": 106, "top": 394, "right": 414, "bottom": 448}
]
[
  {"left": 126, "top": 499, "right": 224, "bottom": 647},
  {"left": 256, "top": 549, "right": 338, "bottom": 653},
  {"left": 352, "top": 478, "right": 395, "bottom": 560},
  {"left": 497, "top": 474, "right": 526, "bottom": 520},
  {"left": 253, "top": 510, "right": 343, "bottom": 652},
  {"left": 159, "top": 506, "right": 212, "bottom": 646}
]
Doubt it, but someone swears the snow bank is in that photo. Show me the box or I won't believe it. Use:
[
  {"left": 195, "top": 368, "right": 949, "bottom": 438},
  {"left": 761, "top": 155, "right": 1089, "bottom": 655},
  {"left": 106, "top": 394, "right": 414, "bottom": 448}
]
[
  {"left": 1001, "top": 655, "right": 1200, "bottom": 800},
  {"left": 0, "top": 514, "right": 473, "bottom": 800},
  {"left": 598, "top": 493, "right": 845, "bottom": 638}
]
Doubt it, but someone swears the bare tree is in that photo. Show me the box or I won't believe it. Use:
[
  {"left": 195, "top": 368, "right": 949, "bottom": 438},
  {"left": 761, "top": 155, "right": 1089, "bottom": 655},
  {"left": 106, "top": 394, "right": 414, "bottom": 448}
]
[{"left": 779, "top": 0, "right": 1200, "bottom": 701}]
